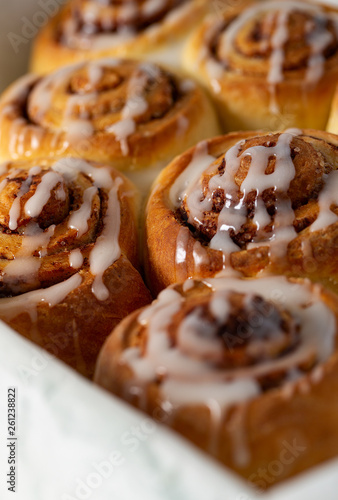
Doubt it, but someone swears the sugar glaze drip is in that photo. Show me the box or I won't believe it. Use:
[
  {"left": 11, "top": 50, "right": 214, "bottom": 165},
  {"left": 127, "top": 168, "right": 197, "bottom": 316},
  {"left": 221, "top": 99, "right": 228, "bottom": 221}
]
[
  {"left": 0, "top": 59, "right": 195, "bottom": 160},
  {"left": 0, "top": 158, "right": 123, "bottom": 307},
  {"left": 0, "top": 273, "right": 83, "bottom": 324},
  {"left": 169, "top": 129, "right": 338, "bottom": 274},
  {"left": 59, "top": 0, "right": 190, "bottom": 51},
  {"left": 120, "top": 276, "right": 336, "bottom": 466},
  {"left": 170, "top": 131, "right": 297, "bottom": 268},
  {"left": 208, "top": 1, "right": 338, "bottom": 111}
]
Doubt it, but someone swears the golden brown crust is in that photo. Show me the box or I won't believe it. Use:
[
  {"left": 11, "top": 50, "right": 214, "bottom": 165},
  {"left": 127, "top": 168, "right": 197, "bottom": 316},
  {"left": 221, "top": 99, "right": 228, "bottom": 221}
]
[
  {"left": 183, "top": 0, "right": 338, "bottom": 131},
  {"left": 144, "top": 129, "right": 338, "bottom": 296},
  {"left": 94, "top": 275, "right": 338, "bottom": 487},
  {"left": 0, "top": 59, "right": 220, "bottom": 194},
  {"left": 0, "top": 157, "right": 152, "bottom": 378},
  {"left": 30, "top": 0, "right": 208, "bottom": 74}
]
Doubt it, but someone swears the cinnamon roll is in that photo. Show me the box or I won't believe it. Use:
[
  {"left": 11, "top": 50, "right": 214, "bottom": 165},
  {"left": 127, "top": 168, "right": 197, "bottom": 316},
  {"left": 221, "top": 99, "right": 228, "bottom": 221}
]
[
  {"left": 30, "top": 0, "right": 208, "bottom": 74},
  {"left": 0, "top": 58, "right": 219, "bottom": 194},
  {"left": 0, "top": 157, "right": 151, "bottom": 378},
  {"left": 183, "top": 0, "right": 338, "bottom": 131},
  {"left": 95, "top": 275, "right": 338, "bottom": 487},
  {"left": 145, "top": 128, "right": 338, "bottom": 295}
]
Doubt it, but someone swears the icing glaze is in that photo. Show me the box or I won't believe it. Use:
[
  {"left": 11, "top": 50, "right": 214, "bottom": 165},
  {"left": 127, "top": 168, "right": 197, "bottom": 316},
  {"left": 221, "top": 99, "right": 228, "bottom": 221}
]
[
  {"left": 0, "top": 158, "right": 123, "bottom": 317},
  {"left": 120, "top": 275, "right": 336, "bottom": 463}
]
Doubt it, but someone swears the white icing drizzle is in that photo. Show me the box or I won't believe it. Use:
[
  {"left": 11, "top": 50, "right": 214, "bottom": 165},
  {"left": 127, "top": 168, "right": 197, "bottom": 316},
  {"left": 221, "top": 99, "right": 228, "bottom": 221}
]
[
  {"left": 0, "top": 274, "right": 82, "bottom": 323},
  {"left": 220, "top": 2, "right": 320, "bottom": 59},
  {"left": 122, "top": 68, "right": 150, "bottom": 120},
  {"left": 0, "top": 158, "right": 123, "bottom": 309},
  {"left": 175, "top": 226, "right": 190, "bottom": 283},
  {"left": 192, "top": 241, "right": 210, "bottom": 276},
  {"left": 169, "top": 140, "right": 216, "bottom": 206},
  {"left": 215, "top": 1, "right": 337, "bottom": 112},
  {"left": 61, "top": 0, "right": 187, "bottom": 51},
  {"left": 30, "top": 65, "right": 75, "bottom": 120},
  {"left": 24, "top": 171, "right": 63, "bottom": 218},
  {"left": 121, "top": 275, "right": 336, "bottom": 462},
  {"left": 4, "top": 62, "right": 106, "bottom": 155},
  {"left": 106, "top": 64, "right": 151, "bottom": 155},
  {"left": 69, "top": 249, "right": 84, "bottom": 269},
  {"left": 65, "top": 120, "right": 94, "bottom": 142},
  {"left": 53, "top": 159, "right": 123, "bottom": 301},
  {"left": 268, "top": 9, "right": 290, "bottom": 86},
  {"left": 3, "top": 256, "right": 41, "bottom": 284},
  {"left": 171, "top": 130, "right": 303, "bottom": 270},
  {"left": 268, "top": 8, "right": 291, "bottom": 113},
  {"left": 90, "top": 178, "right": 122, "bottom": 301},
  {"left": 106, "top": 118, "right": 136, "bottom": 156},
  {"left": 227, "top": 405, "right": 251, "bottom": 467},
  {"left": 87, "top": 62, "right": 104, "bottom": 87},
  {"left": 176, "top": 307, "right": 223, "bottom": 359},
  {"left": 0, "top": 57, "right": 182, "bottom": 167},
  {"left": 179, "top": 79, "right": 196, "bottom": 94},
  {"left": 82, "top": 30, "right": 135, "bottom": 51},
  {"left": 182, "top": 278, "right": 195, "bottom": 293},
  {"left": 3, "top": 223, "right": 56, "bottom": 284},
  {"left": 176, "top": 115, "right": 190, "bottom": 139},
  {"left": 310, "top": 170, "right": 338, "bottom": 232},
  {"left": 209, "top": 290, "right": 230, "bottom": 324},
  {"left": 8, "top": 166, "right": 41, "bottom": 231},
  {"left": 16, "top": 57, "right": 169, "bottom": 159},
  {"left": 56, "top": 184, "right": 66, "bottom": 201},
  {"left": 7, "top": 119, "right": 44, "bottom": 160},
  {"left": 311, "top": 365, "right": 324, "bottom": 385},
  {"left": 142, "top": 0, "right": 166, "bottom": 17},
  {"left": 0, "top": 72, "right": 65, "bottom": 158},
  {"left": 0, "top": 75, "right": 37, "bottom": 156},
  {"left": 68, "top": 186, "right": 98, "bottom": 237},
  {"left": 164, "top": 1, "right": 191, "bottom": 27},
  {"left": 52, "top": 157, "right": 113, "bottom": 187}
]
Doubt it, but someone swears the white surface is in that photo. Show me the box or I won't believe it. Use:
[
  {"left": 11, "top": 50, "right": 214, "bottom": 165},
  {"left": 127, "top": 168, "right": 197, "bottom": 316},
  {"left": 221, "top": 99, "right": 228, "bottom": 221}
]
[
  {"left": 1, "top": 321, "right": 338, "bottom": 500},
  {"left": 0, "top": 0, "right": 35, "bottom": 92},
  {"left": 0, "top": 323, "right": 254, "bottom": 500}
]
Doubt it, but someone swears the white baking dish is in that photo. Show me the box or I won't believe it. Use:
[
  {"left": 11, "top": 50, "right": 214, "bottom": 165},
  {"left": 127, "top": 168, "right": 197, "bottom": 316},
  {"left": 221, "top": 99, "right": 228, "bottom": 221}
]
[{"left": 0, "top": 1, "right": 338, "bottom": 499}]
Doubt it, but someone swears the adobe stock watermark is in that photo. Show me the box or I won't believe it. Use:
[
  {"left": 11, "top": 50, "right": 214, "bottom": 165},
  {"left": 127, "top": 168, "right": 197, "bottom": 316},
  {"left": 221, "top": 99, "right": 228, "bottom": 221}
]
[
  {"left": 61, "top": 449, "right": 126, "bottom": 500},
  {"left": 247, "top": 438, "right": 307, "bottom": 494},
  {"left": 222, "top": 295, "right": 278, "bottom": 353},
  {"left": 61, "top": 417, "right": 157, "bottom": 500},
  {"left": 267, "top": 109, "right": 298, "bottom": 132},
  {"left": 212, "top": 0, "right": 246, "bottom": 17},
  {"left": 7, "top": 0, "right": 67, "bottom": 54},
  {"left": 17, "top": 331, "right": 71, "bottom": 386}
]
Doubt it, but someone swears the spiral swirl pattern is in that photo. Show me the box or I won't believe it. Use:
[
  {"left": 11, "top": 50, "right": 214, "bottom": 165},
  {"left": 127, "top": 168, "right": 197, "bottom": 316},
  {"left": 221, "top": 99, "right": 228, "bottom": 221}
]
[
  {"left": 0, "top": 157, "right": 151, "bottom": 377},
  {"left": 184, "top": 0, "right": 338, "bottom": 130},
  {"left": 30, "top": 0, "right": 208, "bottom": 74},
  {"left": 213, "top": 1, "right": 338, "bottom": 85},
  {"left": 0, "top": 58, "right": 217, "bottom": 193},
  {"left": 145, "top": 129, "right": 338, "bottom": 294},
  {"left": 95, "top": 275, "right": 338, "bottom": 481},
  {"left": 59, "top": 0, "right": 186, "bottom": 49}
]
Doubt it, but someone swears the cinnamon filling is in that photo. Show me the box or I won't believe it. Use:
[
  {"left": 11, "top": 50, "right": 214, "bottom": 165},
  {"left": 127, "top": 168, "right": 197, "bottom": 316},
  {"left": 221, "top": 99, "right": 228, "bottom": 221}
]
[
  {"left": 58, "top": 0, "right": 186, "bottom": 45},
  {"left": 170, "top": 291, "right": 300, "bottom": 370},
  {"left": 208, "top": 2, "right": 338, "bottom": 79},
  {"left": 120, "top": 277, "right": 333, "bottom": 406},
  {"left": 0, "top": 170, "right": 70, "bottom": 231},
  {"left": 27, "top": 61, "right": 181, "bottom": 133},
  {"left": 0, "top": 160, "right": 120, "bottom": 300},
  {"left": 179, "top": 133, "right": 332, "bottom": 250}
]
